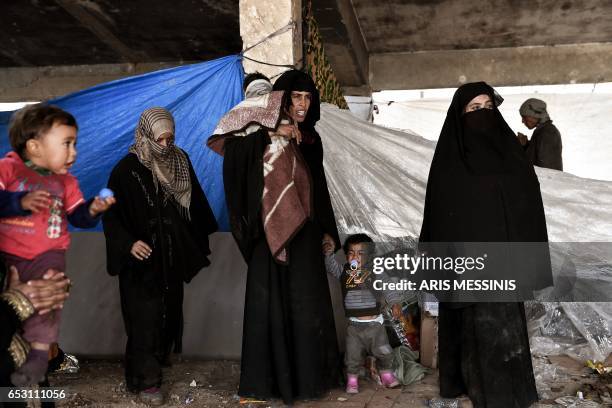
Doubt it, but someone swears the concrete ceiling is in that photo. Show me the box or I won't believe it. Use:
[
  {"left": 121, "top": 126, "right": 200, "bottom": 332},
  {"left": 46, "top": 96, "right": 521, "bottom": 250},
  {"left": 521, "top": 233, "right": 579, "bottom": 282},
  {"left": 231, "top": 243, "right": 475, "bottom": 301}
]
[
  {"left": 2, "top": 0, "right": 612, "bottom": 95},
  {"left": 313, "top": 0, "right": 612, "bottom": 92},
  {"left": 352, "top": 0, "right": 612, "bottom": 53},
  {"left": 0, "top": 0, "right": 241, "bottom": 67}
]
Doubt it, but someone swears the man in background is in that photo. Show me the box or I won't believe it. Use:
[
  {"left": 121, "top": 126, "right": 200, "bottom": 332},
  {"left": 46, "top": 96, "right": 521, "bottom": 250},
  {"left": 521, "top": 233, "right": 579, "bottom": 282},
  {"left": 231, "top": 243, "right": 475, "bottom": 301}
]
[{"left": 517, "top": 98, "right": 563, "bottom": 171}]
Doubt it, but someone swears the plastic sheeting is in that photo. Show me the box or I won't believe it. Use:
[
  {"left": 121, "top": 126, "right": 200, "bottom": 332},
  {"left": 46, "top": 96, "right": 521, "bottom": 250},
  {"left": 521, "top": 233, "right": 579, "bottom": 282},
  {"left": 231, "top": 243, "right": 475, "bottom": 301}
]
[
  {"left": 317, "top": 103, "right": 612, "bottom": 361},
  {"left": 317, "top": 103, "right": 612, "bottom": 242},
  {"left": 373, "top": 86, "right": 612, "bottom": 182},
  {"left": 527, "top": 302, "right": 612, "bottom": 362},
  {"left": 0, "top": 55, "right": 244, "bottom": 231}
]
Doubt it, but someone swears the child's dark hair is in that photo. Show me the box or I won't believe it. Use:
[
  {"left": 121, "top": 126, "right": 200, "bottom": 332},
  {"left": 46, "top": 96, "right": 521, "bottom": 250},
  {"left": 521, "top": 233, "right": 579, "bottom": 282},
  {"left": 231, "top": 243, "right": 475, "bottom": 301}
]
[
  {"left": 243, "top": 72, "right": 269, "bottom": 92},
  {"left": 343, "top": 233, "right": 374, "bottom": 254},
  {"left": 9, "top": 104, "right": 78, "bottom": 160}
]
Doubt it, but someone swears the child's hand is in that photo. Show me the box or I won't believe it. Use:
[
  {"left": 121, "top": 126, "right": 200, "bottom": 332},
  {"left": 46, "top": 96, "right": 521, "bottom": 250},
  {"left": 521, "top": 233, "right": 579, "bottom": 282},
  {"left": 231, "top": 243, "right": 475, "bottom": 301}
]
[
  {"left": 21, "top": 190, "right": 51, "bottom": 213},
  {"left": 322, "top": 233, "right": 335, "bottom": 255},
  {"left": 322, "top": 241, "right": 334, "bottom": 255},
  {"left": 391, "top": 303, "right": 402, "bottom": 320},
  {"left": 89, "top": 196, "right": 116, "bottom": 217}
]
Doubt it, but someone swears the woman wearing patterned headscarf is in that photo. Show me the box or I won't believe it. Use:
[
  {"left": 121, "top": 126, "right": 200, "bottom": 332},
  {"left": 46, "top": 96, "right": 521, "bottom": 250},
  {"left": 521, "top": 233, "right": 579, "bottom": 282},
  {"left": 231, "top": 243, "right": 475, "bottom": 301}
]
[
  {"left": 220, "top": 70, "right": 341, "bottom": 405},
  {"left": 103, "top": 107, "right": 217, "bottom": 405},
  {"left": 517, "top": 98, "right": 563, "bottom": 170}
]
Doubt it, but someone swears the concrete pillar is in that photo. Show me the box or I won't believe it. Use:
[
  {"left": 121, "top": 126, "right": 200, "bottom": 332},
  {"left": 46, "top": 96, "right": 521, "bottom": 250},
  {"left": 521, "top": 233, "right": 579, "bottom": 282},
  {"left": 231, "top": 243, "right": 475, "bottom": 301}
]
[
  {"left": 345, "top": 95, "right": 373, "bottom": 122},
  {"left": 239, "top": 0, "right": 302, "bottom": 79}
]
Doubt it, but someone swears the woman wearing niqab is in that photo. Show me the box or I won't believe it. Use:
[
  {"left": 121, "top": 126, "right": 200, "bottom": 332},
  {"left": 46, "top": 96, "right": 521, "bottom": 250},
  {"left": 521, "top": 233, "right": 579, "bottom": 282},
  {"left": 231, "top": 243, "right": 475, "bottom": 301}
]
[
  {"left": 222, "top": 70, "right": 341, "bottom": 404},
  {"left": 419, "top": 82, "right": 552, "bottom": 407}
]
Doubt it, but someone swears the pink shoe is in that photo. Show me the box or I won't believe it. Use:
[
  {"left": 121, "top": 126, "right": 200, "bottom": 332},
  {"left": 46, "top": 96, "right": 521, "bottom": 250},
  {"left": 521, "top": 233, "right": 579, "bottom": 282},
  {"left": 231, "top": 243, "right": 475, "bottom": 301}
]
[
  {"left": 139, "top": 387, "right": 164, "bottom": 406},
  {"left": 346, "top": 374, "right": 359, "bottom": 394},
  {"left": 380, "top": 370, "right": 400, "bottom": 388}
]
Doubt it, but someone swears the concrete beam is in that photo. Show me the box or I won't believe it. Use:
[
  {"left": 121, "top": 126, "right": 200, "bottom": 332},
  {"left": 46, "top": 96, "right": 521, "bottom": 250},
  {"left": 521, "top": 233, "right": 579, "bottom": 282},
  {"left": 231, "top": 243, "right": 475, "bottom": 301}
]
[
  {"left": 0, "top": 49, "right": 34, "bottom": 67},
  {"left": 370, "top": 42, "right": 612, "bottom": 90},
  {"left": 0, "top": 62, "right": 183, "bottom": 102},
  {"left": 240, "top": 0, "right": 303, "bottom": 79},
  {"left": 342, "top": 85, "right": 372, "bottom": 97},
  {"left": 311, "top": 0, "right": 369, "bottom": 91},
  {"left": 335, "top": 0, "right": 369, "bottom": 84},
  {"left": 55, "top": 0, "right": 149, "bottom": 63}
]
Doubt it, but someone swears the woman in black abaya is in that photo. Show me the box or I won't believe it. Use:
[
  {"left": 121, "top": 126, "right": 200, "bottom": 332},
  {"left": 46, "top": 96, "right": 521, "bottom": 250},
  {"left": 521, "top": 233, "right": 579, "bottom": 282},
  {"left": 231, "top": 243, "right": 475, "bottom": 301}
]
[
  {"left": 103, "top": 108, "right": 217, "bottom": 405},
  {"left": 222, "top": 70, "right": 341, "bottom": 404},
  {"left": 419, "top": 82, "right": 552, "bottom": 407}
]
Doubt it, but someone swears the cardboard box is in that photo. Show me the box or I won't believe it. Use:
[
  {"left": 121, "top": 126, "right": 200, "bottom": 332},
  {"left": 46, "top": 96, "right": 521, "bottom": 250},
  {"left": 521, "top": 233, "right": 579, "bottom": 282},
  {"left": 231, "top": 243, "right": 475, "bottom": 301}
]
[{"left": 420, "top": 313, "right": 438, "bottom": 369}]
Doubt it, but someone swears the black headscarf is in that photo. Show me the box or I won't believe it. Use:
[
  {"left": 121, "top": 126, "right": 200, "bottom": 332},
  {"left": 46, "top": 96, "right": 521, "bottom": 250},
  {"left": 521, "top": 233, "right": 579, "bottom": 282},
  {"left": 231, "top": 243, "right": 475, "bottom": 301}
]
[
  {"left": 420, "top": 82, "right": 549, "bottom": 242},
  {"left": 419, "top": 82, "right": 552, "bottom": 297},
  {"left": 273, "top": 70, "right": 321, "bottom": 133}
]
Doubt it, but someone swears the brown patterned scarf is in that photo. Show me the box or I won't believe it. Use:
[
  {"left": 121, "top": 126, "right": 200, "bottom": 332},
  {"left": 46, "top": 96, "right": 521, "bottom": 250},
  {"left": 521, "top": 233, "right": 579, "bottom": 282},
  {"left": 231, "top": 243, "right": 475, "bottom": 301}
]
[
  {"left": 208, "top": 79, "right": 284, "bottom": 154},
  {"left": 208, "top": 80, "right": 311, "bottom": 264},
  {"left": 129, "top": 107, "right": 192, "bottom": 218},
  {"left": 262, "top": 127, "right": 311, "bottom": 264}
]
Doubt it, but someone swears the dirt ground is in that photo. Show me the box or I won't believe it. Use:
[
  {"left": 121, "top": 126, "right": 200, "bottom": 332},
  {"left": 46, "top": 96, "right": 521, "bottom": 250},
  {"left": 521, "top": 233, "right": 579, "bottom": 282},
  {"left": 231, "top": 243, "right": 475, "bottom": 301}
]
[{"left": 47, "top": 356, "right": 611, "bottom": 408}]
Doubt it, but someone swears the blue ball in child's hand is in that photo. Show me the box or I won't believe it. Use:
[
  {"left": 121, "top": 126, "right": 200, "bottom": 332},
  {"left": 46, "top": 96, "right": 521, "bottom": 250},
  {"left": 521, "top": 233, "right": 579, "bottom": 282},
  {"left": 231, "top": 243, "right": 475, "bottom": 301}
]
[{"left": 98, "top": 188, "right": 114, "bottom": 199}]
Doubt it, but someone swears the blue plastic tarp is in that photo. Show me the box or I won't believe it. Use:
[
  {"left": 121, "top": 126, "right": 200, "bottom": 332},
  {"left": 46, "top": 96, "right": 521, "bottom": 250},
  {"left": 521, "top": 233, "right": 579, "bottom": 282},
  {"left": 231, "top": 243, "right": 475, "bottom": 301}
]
[{"left": 0, "top": 55, "right": 244, "bottom": 231}]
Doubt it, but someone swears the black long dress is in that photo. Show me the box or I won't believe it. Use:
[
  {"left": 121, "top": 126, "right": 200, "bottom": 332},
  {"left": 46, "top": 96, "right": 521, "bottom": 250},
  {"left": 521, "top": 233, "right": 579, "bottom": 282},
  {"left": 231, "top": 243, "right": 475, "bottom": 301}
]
[
  {"left": 1, "top": 296, "right": 26, "bottom": 388},
  {"left": 0, "top": 295, "right": 55, "bottom": 408},
  {"left": 103, "top": 152, "right": 217, "bottom": 392},
  {"left": 224, "top": 71, "right": 341, "bottom": 404},
  {"left": 419, "top": 82, "right": 552, "bottom": 407}
]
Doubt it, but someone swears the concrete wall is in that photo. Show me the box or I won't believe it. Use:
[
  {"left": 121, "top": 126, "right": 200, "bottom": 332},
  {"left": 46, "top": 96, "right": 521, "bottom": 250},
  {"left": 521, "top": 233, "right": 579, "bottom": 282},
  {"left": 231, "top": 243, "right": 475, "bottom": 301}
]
[{"left": 60, "top": 232, "right": 347, "bottom": 358}]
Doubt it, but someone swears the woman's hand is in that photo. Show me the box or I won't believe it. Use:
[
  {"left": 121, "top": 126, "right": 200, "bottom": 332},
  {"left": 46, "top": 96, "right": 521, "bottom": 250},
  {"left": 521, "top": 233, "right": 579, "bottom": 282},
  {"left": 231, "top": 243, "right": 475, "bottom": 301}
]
[
  {"left": 131, "top": 240, "right": 152, "bottom": 261},
  {"left": 7, "top": 266, "right": 70, "bottom": 315},
  {"left": 274, "top": 124, "right": 302, "bottom": 144},
  {"left": 20, "top": 190, "right": 50, "bottom": 213}
]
